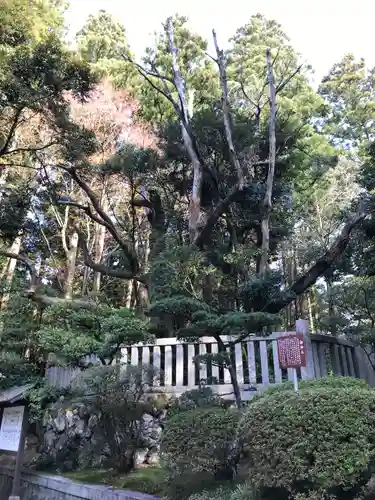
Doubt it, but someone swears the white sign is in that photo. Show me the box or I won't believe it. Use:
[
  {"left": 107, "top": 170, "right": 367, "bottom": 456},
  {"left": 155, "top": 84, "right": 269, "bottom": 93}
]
[{"left": 0, "top": 406, "right": 24, "bottom": 452}]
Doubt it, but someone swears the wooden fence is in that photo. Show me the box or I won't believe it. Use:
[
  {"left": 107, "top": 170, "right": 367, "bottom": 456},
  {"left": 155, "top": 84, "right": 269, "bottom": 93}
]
[{"left": 46, "top": 320, "right": 375, "bottom": 400}]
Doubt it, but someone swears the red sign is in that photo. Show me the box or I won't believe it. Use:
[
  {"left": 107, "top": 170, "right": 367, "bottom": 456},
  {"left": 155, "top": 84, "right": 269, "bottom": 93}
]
[{"left": 277, "top": 334, "right": 306, "bottom": 369}]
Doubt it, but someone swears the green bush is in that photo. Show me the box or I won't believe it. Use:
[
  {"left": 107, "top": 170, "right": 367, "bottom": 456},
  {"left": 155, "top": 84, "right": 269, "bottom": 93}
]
[
  {"left": 167, "top": 387, "right": 228, "bottom": 419},
  {"left": 187, "top": 481, "right": 259, "bottom": 500},
  {"left": 69, "top": 364, "right": 159, "bottom": 474},
  {"left": 187, "top": 486, "right": 233, "bottom": 500},
  {"left": 252, "top": 376, "right": 369, "bottom": 401},
  {"left": 161, "top": 407, "right": 241, "bottom": 498},
  {"left": 240, "top": 385, "right": 375, "bottom": 499}
]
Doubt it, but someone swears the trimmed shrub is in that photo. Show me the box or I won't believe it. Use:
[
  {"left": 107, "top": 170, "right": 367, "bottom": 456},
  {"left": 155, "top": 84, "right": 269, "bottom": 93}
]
[
  {"left": 240, "top": 385, "right": 375, "bottom": 499},
  {"left": 252, "top": 376, "right": 369, "bottom": 401},
  {"left": 162, "top": 407, "right": 241, "bottom": 498}
]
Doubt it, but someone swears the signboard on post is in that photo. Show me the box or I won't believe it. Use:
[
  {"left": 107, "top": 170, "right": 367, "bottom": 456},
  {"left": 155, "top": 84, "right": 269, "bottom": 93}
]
[
  {"left": 277, "top": 334, "right": 306, "bottom": 392},
  {"left": 0, "top": 406, "right": 25, "bottom": 452},
  {"left": 0, "top": 384, "right": 32, "bottom": 500},
  {"left": 277, "top": 334, "right": 306, "bottom": 369}
]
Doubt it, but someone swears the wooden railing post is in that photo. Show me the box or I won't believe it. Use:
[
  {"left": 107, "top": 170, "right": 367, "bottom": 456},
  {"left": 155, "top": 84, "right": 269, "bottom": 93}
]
[
  {"left": 354, "top": 346, "right": 375, "bottom": 386},
  {"left": 296, "top": 319, "right": 315, "bottom": 380}
]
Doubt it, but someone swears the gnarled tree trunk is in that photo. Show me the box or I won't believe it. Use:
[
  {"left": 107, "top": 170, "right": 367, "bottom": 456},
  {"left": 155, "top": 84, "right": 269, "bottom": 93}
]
[
  {"left": 0, "top": 234, "right": 22, "bottom": 310},
  {"left": 64, "top": 232, "right": 79, "bottom": 300},
  {"left": 259, "top": 49, "right": 277, "bottom": 275}
]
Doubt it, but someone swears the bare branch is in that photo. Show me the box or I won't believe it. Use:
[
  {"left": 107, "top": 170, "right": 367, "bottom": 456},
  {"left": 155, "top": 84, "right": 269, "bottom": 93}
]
[
  {"left": 166, "top": 17, "right": 203, "bottom": 242},
  {"left": 0, "top": 108, "right": 23, "bottom": 156},
  {"left": 205, "top": 51, "right": 217, "bottom": 63},
  {"left": 271, "top": 47, "right": 281, "bottom": 69},
  {"left": 62, "top": 167, "right": 140, "bottom": 275},
  {"left": 123, "top": 54, "right": 176, "bottom": 87},
  {"left": 213, "top": 29, "right": 245, "bottom": 189},
  {"left": 0, "top": 250, "right": 36, "bottom": 282},
  {"left": 61, "top": 205, "right": 70, "bottom": 256},
  {"left": 266, "top": 207, "right": 369, "bottom": 314},
  {"left": 77, "top": 231, "right": 146, "bottom": 283},
  {"left": 194, "top": 186, "right": 244, "bottom": 248},
  {"left": 3, "top": 141, "right": 59, "bottom": 157},
  {"left": 276, "top": 65, "right": 303, "bottom": 94},
  {"left": 132, "top": 198, "right": 154, "bottom": 210},
  {"left": 123, "top": 54, "right": 181, "bottom": 117}
]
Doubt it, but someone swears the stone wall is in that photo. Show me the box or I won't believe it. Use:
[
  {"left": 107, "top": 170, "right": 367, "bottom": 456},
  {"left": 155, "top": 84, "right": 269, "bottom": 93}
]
[
  {"left": 39, "top": 402, "right": 166, "bottom": 471},
  {"left": 0, "top": 466, "right": 160, "bottom": 500}
]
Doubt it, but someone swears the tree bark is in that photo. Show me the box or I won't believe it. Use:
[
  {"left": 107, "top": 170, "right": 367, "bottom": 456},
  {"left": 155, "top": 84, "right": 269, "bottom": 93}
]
[
  {"left": 213, "top": 30, "right": 245, "bottom": 189},
  {"left": 308, "top": 291, "right": 315, "bottom": 333},
  {"left": 326, "top": 276, "right": 337, "bottom": 336},
  {"left": 64, "top": 232, "right": 79, "bottom": 300},
  {"left": 259, "top": 49, "right": 277, "bottom": 274},
  {"left": 215, "top": 335, "right": 242, "bottom": 409},
  {"left": 266, "top": 207, "right": 368, "bottom": 314},
  {"left": 166, "top": 17, "right": 203, "bottom": 243},
  {"left": 227, "top": 361, "right": 242, "bottom": 409},
  {"left": 93, "top": 220, "right": 106, "bottom": 294},
  {"left": 0, "top": 234, "right": 22, "bottom": 310}
]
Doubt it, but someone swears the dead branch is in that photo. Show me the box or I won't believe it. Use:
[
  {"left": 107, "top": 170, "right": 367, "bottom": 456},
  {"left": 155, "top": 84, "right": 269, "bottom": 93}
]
[
  {"left": 213, "top": 29, "right": 245, "bottom": 189},
  {"left": 276, "top": 64, "right": 303, "bottom": 94},
  {"left": 259, "top": 48, "right": 277, "bottom": 274},
  {"left": 266, "top": 207, "right": 369, "bottom": 314},
  {"left": 166, "top": 17, "right": 203, "bottom": 242},
  {"left": 2, "top": 141, "right": 59, "bottom": 157},
  {"left": 0, "top": 250, "right": 37, "bottom": 285},
  {"left": 122, "top": 54, "right": 179, "bottom": 112},
  {"left": 61, "top": 167, "right": 140, "bottom": 275}
]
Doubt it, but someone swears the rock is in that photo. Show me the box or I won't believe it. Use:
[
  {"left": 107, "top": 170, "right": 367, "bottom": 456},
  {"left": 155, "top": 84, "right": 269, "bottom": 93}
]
[
  {"left": 44, "top": 430, "right": 56, "bottom": 448},
  {"left": 65, "top": 410, "right": 74, "bottom": 428},
  {"left": 42, "top": 411, "right": 52, "bottom": 428},
  {"left": 146, "top": 447, "right": 159, "bottom": 465},
  {"left": 78, "top": 405, "right": 88, "bottom": 419},
  {"left": 56, "top": 433, "right": 69, "bottom": 451},
  {"left": 88, "top": 414, "right": 98, "bottom": 428},
  {"left": 135, "top": 448, "right": 148, "bottom": 466},
  {"left": 75, "top": 419, "right": 85, "bottom": 435},
  {"left": 53, "top": 410, "right": 66, "bottom": 433}
]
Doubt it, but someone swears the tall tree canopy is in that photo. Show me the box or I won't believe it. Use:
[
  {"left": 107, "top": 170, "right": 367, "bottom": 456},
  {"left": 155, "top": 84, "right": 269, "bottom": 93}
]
[{"left": 0, "top": 8, "right": 373, "bottom": 398}]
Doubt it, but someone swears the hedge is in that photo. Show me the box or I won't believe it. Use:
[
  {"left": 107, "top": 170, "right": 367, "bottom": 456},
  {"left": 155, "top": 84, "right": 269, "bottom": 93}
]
[{"left": 240, "top": 385, "right": 375, "bottom": 499}]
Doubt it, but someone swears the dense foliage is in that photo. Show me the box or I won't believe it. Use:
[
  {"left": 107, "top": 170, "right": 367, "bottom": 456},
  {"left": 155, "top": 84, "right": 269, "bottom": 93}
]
[
  {"left": 240, "top": 384, "right": 375, "bottom": 499},
  {"left": 68, "top": 364, "right": 159, "bottom": 473},
  {"left": 0, "top": 1, "right": 373, "bottom": 397},
  {"left": 162, "top": 407, "right": 240, "bottom": 498}
]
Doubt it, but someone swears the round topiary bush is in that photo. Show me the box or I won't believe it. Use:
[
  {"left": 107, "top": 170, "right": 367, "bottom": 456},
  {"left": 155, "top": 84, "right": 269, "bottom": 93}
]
[
  {"left": 240, "top": 385, "right": 375, "bottom": 499},
  {"left": 161, "top": 407, "right": 241, "bottom": 498}
]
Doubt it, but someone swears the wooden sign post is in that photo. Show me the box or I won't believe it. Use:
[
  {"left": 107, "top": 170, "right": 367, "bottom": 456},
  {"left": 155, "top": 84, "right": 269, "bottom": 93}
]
[
  {"left": 0, "top": 384, "right": 33, "bottom": 500},
  {"left": 277, "top": 334, "right": 306, "bottom": 392}
]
